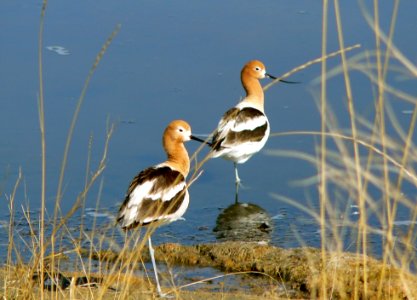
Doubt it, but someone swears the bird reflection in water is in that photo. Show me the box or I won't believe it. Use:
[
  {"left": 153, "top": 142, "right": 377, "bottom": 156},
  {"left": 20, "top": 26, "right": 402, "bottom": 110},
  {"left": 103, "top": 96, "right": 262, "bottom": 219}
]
[{"left": 213, "top": 202, "right": 272, "bottom": 243}]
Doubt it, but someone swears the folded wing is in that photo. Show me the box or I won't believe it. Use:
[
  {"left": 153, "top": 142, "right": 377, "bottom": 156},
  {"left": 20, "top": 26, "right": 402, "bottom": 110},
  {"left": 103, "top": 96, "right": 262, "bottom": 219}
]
[
  {"left": 117, "top": 165, "right": 188, "bottom": 229},
  {"left": 211, "top": 107, "right": 269, "bottom": 161}
]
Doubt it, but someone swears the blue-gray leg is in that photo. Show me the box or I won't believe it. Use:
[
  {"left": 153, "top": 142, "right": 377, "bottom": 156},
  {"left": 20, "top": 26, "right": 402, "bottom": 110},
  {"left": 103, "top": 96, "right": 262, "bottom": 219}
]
[
  {"left": 148, "top": 236, "right": 163, "bottom": 297},
  {"left": 234, "top": 162, "right": 240, "bottom": 203}
]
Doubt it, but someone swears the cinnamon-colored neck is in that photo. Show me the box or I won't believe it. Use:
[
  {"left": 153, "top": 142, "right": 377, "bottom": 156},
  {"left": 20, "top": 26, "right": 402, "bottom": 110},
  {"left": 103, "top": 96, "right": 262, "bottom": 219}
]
[
  {"left": 241, "top": 75, "right": 265, "bottom": 111},
  {"left": 164, "top": 141, "right": 190, "bottom": 176}
]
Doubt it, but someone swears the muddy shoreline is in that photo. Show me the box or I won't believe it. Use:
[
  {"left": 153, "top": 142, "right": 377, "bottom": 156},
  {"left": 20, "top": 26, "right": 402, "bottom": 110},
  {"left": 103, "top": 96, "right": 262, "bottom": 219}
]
[{"left": 77, "top": 242, "right": 417, "bottom": 298}]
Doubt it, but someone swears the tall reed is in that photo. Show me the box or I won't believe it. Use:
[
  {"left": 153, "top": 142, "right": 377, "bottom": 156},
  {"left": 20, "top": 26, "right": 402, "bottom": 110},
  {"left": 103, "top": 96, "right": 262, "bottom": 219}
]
[{"left": 266, "top": 0, "right": 417, "bottom": 298}]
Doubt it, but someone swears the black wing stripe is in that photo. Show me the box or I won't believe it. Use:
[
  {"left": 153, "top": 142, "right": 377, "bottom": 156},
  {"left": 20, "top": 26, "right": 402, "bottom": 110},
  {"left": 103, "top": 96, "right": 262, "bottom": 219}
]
[
  {"left": 138, "top": 188, "right": 187, "bottom": 225},
  {"left": 212, "top": 107, "right": 268, "bottom": 150},
  {"left": 223, "top": 122, "right": 268, "bottom": 145},
  {"left": 117, "top": 166, "right": 186, "bottom": 228}
]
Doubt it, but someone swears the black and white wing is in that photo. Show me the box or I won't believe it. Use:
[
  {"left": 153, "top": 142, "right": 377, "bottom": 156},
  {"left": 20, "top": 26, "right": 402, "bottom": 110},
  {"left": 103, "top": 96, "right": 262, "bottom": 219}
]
[
  {"left": 211, "top": 106, "right": 269, "bottom": 161},
  {"left": 117, "top": 165, "right": 189, "bottom": 229}
]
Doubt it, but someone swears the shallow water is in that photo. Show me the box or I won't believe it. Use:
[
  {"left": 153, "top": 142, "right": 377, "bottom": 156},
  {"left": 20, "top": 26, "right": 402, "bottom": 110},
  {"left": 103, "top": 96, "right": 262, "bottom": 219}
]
[{"left": 1, "top": 0, "right": 417, "bottom": 265}]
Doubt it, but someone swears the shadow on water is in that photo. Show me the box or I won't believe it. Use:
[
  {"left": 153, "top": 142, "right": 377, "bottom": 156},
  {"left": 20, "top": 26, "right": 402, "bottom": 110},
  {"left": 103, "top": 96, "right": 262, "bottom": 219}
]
[{"left": 213, "top": 200, "right": 272, "bottom": 243}]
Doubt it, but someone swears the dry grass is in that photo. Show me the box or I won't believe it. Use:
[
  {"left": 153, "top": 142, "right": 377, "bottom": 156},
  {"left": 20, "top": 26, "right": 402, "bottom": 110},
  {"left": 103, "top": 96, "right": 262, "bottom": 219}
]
[
  {"left": 266, "top": 0, "right": 417, "bottom": 298},
  {"left": 2, "top": 0, "right": 417, "bottom": 299},
  {"left": 2, "top": 242, "right": 416, "bottom": 299}
]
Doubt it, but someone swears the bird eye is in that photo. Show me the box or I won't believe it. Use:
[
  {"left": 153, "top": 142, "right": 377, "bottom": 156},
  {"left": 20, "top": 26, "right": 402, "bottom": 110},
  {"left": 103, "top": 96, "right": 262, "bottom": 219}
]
[
  {"left": 179, "top": 128, "right": 184, "bottom": 132},
  {"left": 255, "top": 67, "right": 261, "bottom": 71}
]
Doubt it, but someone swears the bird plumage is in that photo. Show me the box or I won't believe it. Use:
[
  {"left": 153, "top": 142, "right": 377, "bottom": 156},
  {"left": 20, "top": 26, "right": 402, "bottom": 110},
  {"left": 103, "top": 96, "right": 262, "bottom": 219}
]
[
  {"left": 117, "top": 165, "right": 189, "bottom": 228},
  {"left": 206, "top": 60, "right": 276, "bottom": 202},
  {"left": 211, "top": 103, "right": 270, "bottom": 164},
  {"left": 117, "top": 120, "right": 195, "bottom": 230},
  {"left": 210, "top": 60, "right": 274, "bottom": 164},
  {"left": 117, "top": 119, "right": 201, "bottom": 297}
]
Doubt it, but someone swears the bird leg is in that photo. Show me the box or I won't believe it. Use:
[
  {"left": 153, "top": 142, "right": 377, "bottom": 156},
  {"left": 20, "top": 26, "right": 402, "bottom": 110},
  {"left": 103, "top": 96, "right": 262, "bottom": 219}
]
[
  {"left": 148, "top": 237, "right": 163, "bottom": 297},
  {"left": 234, "top": 163, "right": 240, "bottom": 203},
  {"left": 234, "top": 162, "right": 241, "bottom": 185}
]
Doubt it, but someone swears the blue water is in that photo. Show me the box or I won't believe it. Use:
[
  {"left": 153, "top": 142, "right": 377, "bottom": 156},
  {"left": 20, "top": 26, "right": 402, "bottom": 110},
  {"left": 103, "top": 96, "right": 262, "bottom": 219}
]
[{"left": 1, "top": 0, "right": 417, "bottom": 265}]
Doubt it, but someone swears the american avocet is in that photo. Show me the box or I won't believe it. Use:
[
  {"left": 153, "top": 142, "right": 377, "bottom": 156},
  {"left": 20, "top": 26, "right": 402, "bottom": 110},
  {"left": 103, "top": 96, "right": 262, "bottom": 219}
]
[
  {"left": 117, "top": 120, "right": 203, "bottom": 297},
  {"left": 207, "top": 60, "right": 277, "bottom": 202}
]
